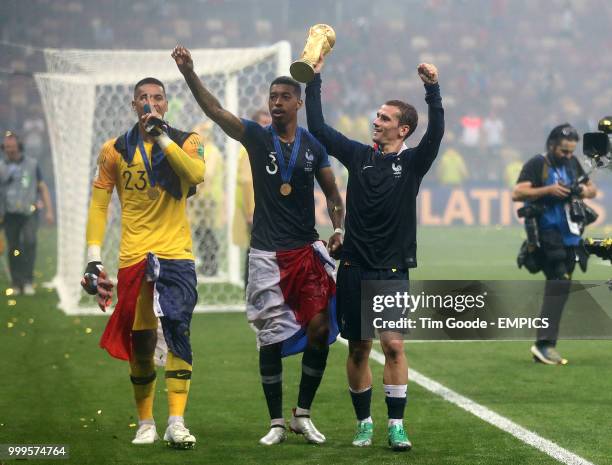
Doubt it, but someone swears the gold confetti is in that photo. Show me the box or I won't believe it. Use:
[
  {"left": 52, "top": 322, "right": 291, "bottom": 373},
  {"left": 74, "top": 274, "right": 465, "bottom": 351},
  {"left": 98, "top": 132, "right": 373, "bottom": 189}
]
[
  {"left": 64, "top": 353, "right": 70, "bottom": 359},
  {"left": 97, "top": 410, "right": 102, "bottom": 415},
  {"left": 128, "top": 423, "right": 137, "bottom": 428},
  {"left": 13, "top": 249, "right": 20, "bottom": 257},
  {"left": 7, "top": 322, "right": 14, "bottom": 328},
  {"left": 8, "top": 300, "right": 16, "bottom": 306},
  {"left": 28, "top": 318, "right": 34, "bottom": 324},
  {"left": 83, "top": 424, "right": 88, "bottom": 428},
  {"left": 85, "top": 327, "right": 93, "bottom": 334},
  {"left": 5, "top": 288, "right": 14, "bottom": 296},
  {"left": 80, "top": 418, "right": 86, "bottom": 422}
]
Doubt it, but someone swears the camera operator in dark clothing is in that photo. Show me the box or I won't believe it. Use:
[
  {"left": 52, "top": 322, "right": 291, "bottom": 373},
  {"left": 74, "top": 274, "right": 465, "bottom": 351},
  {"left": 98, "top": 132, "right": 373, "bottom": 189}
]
[{"left": 513, "top": 124, "right": 597, "bottom": 365}]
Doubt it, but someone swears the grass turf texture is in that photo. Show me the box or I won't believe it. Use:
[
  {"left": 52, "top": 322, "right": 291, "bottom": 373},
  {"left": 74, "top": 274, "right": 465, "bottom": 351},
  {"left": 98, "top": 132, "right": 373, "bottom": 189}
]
[{"left": 1, "top": 225, "right": 611, "bottom": 464}]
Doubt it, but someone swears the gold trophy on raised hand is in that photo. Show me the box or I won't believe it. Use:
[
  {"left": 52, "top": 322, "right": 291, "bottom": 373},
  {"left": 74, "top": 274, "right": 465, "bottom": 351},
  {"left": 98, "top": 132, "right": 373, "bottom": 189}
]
[{"left": 290, "top": 24, "right": 336, "bottom": 83}]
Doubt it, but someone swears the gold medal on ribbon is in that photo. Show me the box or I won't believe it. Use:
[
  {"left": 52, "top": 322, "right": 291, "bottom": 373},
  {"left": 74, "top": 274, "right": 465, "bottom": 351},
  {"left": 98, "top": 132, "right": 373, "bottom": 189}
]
[
  {"left": 280, "top": 183, "right": 292, "bottom": 196},
  {"left": 271, "top": 127, "right": 301, "bottom": 199},
  {"left": 147, "top": 186, "right": 160, "bottom": 200}
]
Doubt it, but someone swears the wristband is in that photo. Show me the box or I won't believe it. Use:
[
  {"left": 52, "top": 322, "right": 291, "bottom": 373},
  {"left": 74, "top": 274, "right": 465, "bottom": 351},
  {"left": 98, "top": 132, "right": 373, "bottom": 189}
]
[
  {"left": 156, "top": 133, "right": 173, "bottom": 150},
  {"left": 334, "top": 228, "right": 344, "bottom": 235},
  {"left": 87, "top": 244, "right": 101, "bottom": 263}
]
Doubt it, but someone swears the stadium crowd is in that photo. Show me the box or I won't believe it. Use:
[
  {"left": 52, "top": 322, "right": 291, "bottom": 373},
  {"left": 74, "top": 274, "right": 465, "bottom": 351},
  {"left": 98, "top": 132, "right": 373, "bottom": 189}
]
[{"left": 1, "top": 0, "right": 611, "bottom": 188}]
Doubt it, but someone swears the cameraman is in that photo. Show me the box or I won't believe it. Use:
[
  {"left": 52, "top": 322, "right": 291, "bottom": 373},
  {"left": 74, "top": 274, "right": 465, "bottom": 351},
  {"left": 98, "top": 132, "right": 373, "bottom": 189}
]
[{"left": 513, "top": 124, "right": 597, "bottom": 365}]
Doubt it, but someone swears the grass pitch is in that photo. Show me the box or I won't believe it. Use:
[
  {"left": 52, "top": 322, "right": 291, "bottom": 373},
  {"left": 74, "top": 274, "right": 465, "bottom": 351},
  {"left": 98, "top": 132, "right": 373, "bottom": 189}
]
[{"left": 1, "top": 225, "right": 611, "bottom": 464}]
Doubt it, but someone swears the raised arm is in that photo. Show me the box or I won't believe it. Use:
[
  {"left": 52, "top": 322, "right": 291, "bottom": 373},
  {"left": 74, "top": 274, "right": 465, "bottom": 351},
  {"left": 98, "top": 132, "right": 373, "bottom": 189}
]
[
  {"left": 305, "top": 57, "right": 366, "bottom": 166},
  {"left": 172, "top": 45, "right": 245, "bottom": 141},
  {"left": 412, "top": 63, "right": 445, "bottom": 176}
]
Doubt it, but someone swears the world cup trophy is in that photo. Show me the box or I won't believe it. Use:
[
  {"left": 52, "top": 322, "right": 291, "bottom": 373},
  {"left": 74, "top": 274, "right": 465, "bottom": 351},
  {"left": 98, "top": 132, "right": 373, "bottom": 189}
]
[{"left": 290, "top": 24, "right": 336, "bottom": 83}]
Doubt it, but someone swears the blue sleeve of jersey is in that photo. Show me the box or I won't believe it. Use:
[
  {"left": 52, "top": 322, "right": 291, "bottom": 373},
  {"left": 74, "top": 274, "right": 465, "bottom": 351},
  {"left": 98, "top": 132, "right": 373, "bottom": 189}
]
[
  {"left": 240, "top": 118, "right": 264, "bottom": 150},
  {"left": 305, "top": 74, "right": 368, "bottom": 168},
  {"left": 410, "top": 83, "right": 445, "bottom": 177}
]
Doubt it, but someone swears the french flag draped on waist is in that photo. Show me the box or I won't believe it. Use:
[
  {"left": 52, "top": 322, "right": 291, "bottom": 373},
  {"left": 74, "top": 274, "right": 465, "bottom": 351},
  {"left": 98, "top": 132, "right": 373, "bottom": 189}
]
[
  {"left": 246, "top": 241, "right": 338, "bottom": 357},
  {"left": 99, "top": 259, "right": 147, "bottom": 362},
  {"left": 99, "top": 253, "right": 197, "bottom": 365}
]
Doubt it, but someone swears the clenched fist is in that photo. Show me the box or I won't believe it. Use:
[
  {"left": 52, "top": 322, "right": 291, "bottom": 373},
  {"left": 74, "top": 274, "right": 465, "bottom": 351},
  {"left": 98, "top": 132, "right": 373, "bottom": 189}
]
[
  {"left": 417, "top": 63, "right": 438, "bottom": 84},
  {"left": 172, "top": 45, "right": 194, "bottom": 75}
]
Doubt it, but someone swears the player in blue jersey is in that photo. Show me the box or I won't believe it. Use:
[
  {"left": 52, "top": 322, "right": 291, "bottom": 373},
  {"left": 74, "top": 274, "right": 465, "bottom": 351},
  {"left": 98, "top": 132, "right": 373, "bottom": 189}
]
[{"left": 173, "top": 45, "right": 344, "bottom": 445}]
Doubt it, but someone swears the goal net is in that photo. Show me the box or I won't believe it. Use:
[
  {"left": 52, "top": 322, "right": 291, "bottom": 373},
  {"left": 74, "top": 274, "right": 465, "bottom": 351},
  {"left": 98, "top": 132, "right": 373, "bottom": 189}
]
[{"left": 34, "top": 42, "right": 291, "bottom": 314}]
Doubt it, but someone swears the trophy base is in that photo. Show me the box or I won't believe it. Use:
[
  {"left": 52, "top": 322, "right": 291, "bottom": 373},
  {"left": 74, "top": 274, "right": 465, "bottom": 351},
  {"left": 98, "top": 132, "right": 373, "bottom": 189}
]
[{"left": 290, "top": 60, "right": 315, "bottom": 83}]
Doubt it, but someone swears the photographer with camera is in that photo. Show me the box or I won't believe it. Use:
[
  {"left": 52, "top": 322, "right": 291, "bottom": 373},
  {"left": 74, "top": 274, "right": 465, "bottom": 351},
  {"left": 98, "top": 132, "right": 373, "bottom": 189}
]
[{"left": 513, "top": 124, "right": 597, "bottom": 365}]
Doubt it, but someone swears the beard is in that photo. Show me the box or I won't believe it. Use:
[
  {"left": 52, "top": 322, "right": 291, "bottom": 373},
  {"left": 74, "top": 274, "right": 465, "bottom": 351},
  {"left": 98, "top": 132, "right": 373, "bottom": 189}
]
[
  {"left": 549, "top": 152, "right": 572, "bottom": 167},
  {"left": 556, "top": 156, "right": 572, "bottom": 167}
]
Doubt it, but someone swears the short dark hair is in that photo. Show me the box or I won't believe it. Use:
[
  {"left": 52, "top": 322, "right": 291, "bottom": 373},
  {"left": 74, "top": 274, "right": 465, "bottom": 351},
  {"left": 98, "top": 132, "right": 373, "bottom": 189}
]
[
  {"left": 546, "top": 123, "right": 579, "bottom": 151},
  {"left": 385, "top": 100, "right": 418, "bottom": 139},
  {"left": 270, "top": 76, "right": 301, "bottom": 98},
  {"left": 133, "top": 77, "right": 166, "bottom": 97}
]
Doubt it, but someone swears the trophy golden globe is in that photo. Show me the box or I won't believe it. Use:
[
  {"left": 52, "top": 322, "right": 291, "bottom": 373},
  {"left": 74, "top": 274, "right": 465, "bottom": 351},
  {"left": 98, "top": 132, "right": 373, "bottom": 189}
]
[{"left": 290, "top": 24, "right": 336, "bottom": 83}]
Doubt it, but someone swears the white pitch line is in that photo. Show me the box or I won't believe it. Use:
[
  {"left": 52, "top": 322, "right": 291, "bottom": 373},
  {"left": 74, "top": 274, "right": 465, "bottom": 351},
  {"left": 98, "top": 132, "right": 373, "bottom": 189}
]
[{"left": 337, "top": 338, "right": 594, "bottom": 465}]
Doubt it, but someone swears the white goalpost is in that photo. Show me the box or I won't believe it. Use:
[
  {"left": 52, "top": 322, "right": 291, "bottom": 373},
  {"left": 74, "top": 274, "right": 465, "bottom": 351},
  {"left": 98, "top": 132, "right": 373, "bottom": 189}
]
[{"left": 34, "top": 42, "right": 291, "bottom": 314}]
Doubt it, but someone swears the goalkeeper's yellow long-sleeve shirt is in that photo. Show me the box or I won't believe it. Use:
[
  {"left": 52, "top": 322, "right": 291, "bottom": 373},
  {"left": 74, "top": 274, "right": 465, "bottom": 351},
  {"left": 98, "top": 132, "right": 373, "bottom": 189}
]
[{"left": 86, "top": 133, "right": 205, "bottom": 268}]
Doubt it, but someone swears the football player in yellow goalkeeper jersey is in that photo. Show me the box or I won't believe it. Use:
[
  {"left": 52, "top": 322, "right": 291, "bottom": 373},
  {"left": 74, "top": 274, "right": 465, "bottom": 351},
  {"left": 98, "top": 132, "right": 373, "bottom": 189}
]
[{"left": 81, "top": 77, "right": 205, "bottom": 448}]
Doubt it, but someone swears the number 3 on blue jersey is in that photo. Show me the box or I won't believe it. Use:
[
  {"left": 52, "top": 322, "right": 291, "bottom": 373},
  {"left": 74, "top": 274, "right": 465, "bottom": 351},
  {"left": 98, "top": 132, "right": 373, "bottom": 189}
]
[{"left": 266, "top": 152, "right": 278, "bottom": 175}]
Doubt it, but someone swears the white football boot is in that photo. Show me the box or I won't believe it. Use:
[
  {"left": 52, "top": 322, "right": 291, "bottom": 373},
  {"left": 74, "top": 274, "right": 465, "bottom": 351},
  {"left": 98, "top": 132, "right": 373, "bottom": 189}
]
[
  {"left": 131, "top": 423, "right": 159, "bottom": 445},
  {"left": 289, "top": 409, "right": 326, "bottom": 444},
  {"left": 259, "top": 425, "right": 287, "bottom": 445},
  {"left": 164, "top": 421, "right": 196, "bottom": 449}
]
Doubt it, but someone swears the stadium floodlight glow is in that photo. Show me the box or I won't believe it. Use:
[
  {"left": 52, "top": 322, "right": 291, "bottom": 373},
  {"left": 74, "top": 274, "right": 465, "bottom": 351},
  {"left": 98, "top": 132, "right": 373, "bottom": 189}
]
[{"left": 34, "top": 42, "right": 291, "bottom": 314}]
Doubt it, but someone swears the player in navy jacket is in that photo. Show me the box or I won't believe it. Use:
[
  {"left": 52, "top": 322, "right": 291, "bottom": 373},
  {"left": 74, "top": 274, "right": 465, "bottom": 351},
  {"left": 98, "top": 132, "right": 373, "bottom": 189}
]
[{"left": 306, "top": 55, "right": 444, "bottom": 451}]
